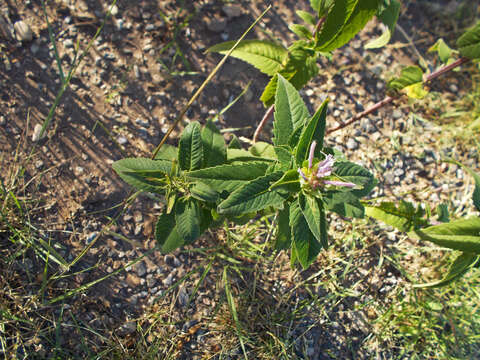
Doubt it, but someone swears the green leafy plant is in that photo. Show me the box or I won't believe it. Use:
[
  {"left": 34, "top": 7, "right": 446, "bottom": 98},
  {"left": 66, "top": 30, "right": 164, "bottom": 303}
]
[
  {"left": 113, "top": 75, "right": 375, "bottom": 268},
  {"left": 114, "top": 2, "right": 480, "bottom": 278}
]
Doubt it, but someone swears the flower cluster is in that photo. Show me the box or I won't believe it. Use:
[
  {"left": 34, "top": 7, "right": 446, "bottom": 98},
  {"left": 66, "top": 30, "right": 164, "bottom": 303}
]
[{"left": 298, "top": 141, "right": 356, "bottom": 190}]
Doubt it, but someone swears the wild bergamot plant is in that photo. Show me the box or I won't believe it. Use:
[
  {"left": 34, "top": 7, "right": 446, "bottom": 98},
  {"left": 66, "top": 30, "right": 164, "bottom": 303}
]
[{"left": 114, "top": 0, "right": 480, "bottom": 280}]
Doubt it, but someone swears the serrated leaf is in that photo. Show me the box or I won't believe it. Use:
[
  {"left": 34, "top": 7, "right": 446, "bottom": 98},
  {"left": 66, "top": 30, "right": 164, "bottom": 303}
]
[
  {"left": 218, "top": 172, "right": 285, "bottom": 215},
  {"left": 296, "top": 10, "right": 317, "bottom": 26},
  {"left": 414, "top": 252, "right": 479, "bottom": 288},
  {"left": 365, "top": 0, "right": 400, "bottom": 49},
  {"left": 316, "top": 0, "right": 356, "bottom": 48},
  {"left": 154, "top": 144, "right": 178, "bottom": 161},
  {"left": 201, "top": 119, "right": 226, "bottom": 167},
  {"left": 187, "top": 162, "right": 270, "bottom": 194},
  {"left": 261, "top": 44, "right": 319, "bottom": 107},
  {"left": 112, "top": 158, "right": 171, "bottom": 192},
  {"left": 290, "top": 24, "right": 312, "bottom": 39},
  {"left": 323, "top": 190, "right": 365, "bottom": 218},
  {"left": 295, "top": 99, "right": 329, "bottom": 166},
  {"left": 207, "top": 40, "right": 288, "bottom": 76},
  {"left": 316, "top": 0, "right": 379, "bottom": 52},
  {"left": 250, "top": 141, "right": 277, "bottom": 159},
  {"left": 275, "top": 207, "right": 292, "bottom": 250},
  {"left": 273, "top": 74, "right": 310, "bottom": 146},
  {"left": 228, "top": 134, "right": 242, "bottom": 149},
  {"left": 179, "top": 122, "right": 203, "bottom": 171},
  {"left": 270, "top": 169, "right": 301, "bottom": 193},
  {"left": 190, "top": 183, "right": 219, "bottom": 203},
  {"left": 155, "top": 212, "right": 184, "bottom": 253},
  {"left": 411, "top": 218, "right": 480, "bottom": 254},
  {"left": 299, "top": 194, "right": 328, "bottom": 248},
  {"left": 274, "top": 146, "right": 294, "bottom": 168},
  {"left": 175, "top": 198, "right": 201, "bottom": 244},
  {"left": 334, "top": 161, "right": 376, "bottom": 196},
  {"left": 365, "top": 201, "right": 428, "bottom": 232},
  {"left": 457, "top": 21, "right": 480, "bottom": 59},
  {"left": 290, "top": 198, "right": 322, "bottom": 269},
  {"left": 226, "top": 148, "right": 275, "bottom": 164}
]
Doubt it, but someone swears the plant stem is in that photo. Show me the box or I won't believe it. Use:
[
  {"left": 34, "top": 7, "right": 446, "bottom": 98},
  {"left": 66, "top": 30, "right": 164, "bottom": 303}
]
[
  {"left": 253, "top": 104, "right": 274, "bottom": 143},
  {"left": 151, "top": 5, "right": 272, "bottom": 159},
  {"left": 326, "top": 57, "right": 470, "bottom": 135},
  {"left": 314, "top": 17, "right": 326, "bottom": 35}
]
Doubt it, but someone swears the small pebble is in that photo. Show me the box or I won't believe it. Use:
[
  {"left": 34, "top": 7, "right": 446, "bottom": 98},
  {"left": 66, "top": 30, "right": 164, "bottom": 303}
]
[
  {"left": 117, "top": 136, "right": 128, "bottom": 145},
  {"left": 14, "top": 20, "right": 33, "bottom": 42},
  {"left": 86, "top": 232, "right": 98, "bottom": 244},
  {"left": 32, "top": 124, "right": 45, "bottom": 142},
  {"left": 346, "top": 138, "right": 359, "bottom": 150}
]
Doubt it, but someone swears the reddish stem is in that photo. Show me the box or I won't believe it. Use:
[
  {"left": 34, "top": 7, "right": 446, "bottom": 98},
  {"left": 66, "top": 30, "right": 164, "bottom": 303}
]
[
  {"left": 326, "top": 57, "right": 470, "bottom": 135},
  {"left": 253, "top": 104, "right": 274, "bottom": 143}
]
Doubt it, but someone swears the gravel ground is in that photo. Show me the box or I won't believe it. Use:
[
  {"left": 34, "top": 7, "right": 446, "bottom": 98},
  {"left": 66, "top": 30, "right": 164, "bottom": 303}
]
[{"left": 0, "top": 0, "right": 479, "bottom": 358}]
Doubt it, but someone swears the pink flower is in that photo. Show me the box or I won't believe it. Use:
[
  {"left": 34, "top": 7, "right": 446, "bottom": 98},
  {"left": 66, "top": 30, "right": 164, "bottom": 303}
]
[
  {"left": 298, "top": 168, "right": 308, "bottom": 181},
  {"left": 298, "top": 142, "right": 357, "bottom": 189},
  {"left": 323, "top": 180, "right": 356, "bottom": 188},
  {"left": 308, "top": 141, "right": 317, "bottom": 170},
  {"left": 316, "top": 154, "right": 334, "bottom": 178}
]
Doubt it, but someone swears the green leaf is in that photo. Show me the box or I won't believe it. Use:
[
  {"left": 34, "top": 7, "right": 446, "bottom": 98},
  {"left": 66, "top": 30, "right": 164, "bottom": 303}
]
[
  {"left": 228, "top": 134, "right": 242, "bottom": 149},
  {"left": 218, "top": 172, "right": 286, "bottom": 215},
  {"left": 273, "top": 74, "right": 310, "bottom": 146},
  {"left": 334, "top": 161, "right": 376, "bottom": 195},
  {"left": 316, "top": 0, "right": 379, "bottom": 52},
  {"left": 428, "top": 38, "right": 455, "bottom": 63},
  {"left": 155, "top": 212, "right": 184, "bottom": 253},
  {"left": 226, "top": 148, "right": 275, "bottom": 164},
  {"left": 250, "top": 142, "right": 277, "bottom": 160},
  {"left": 295, "top": 99, "right": 329, "bottom": 166},
  {"left": 290, "top": 198, "right": 322, "bottom": 269},
  {"left": 290, "top": 24, "right": 312, "bottom": 39},
  {"left": 201, "top": 119, "right": 226, "bottom": 167},
  {"left": 275, "top": 207, "right": 292, "bottom": 250},
  {"left": 299, "top": 194, "right": 328, "bottom": 248},
  {"left": 112, "top": 158, "right": 172, "bottom": 192},
  {"left": 154, "top": 144, "right": 178, "bottom": 161},
  {"left": 274, "top": 146, "right": 294, "bottom": 167},
  {"left": 187, "top": 162, "right": 270, "bottom": 194},
  {"left": 296, "top": 10, "right": 317, "bottom": 26},
  {"left": 178, "top": 122, "right": 203, "bottom": 171},
  {"left": 457, "top": 21, "right": 480, "bottom": 59},
  {"left": 270, "top": 169, "right": 301, "bottom": 193},
  {"left": 411, "top": 218, "right": 480, "bottom": 254},
  {"left": 190, "top": 183, "right": 219, "bottom": 203},
  {"left": 310, "top": 0, "right": 334, "bottom": 14},
  {"left": 316, "top": 0, "right": 356, "bottom": 48},
  {"left": 365, "top": 201, "right": 428, "bottom": 232},
  {"left": 207, "top": 40, "right": 288, "bottom": 76},
  {"left": 175, "top": 198, "right": 201, "bottom": 245},
  {"left": 365, "top": 0, "right": 400, "bottom": 49},
  {"left": 261, "top": 43, "right": 319, "bottom": 107},
  {"left": 388, "top": 66, "right": 427, "bottom": 99},
  {"left": 414, "top": 252, "right": 479, "bottom": 288},
  {"left": 323, "top": 190, "right": 365, "bottom": 218}
]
